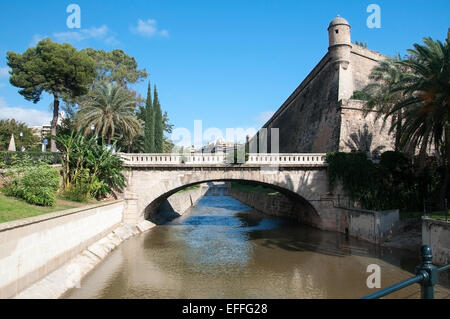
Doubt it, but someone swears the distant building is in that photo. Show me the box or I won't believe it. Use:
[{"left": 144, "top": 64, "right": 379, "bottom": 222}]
[
  {"left": 30, "top": 111, "right": 64, "bottom": 141},
  {"left": 200, "top": 138, "right": 241, "bottom": 154},
  {"left": 31, "top": 125, "right": 51, "bottom": 140}
]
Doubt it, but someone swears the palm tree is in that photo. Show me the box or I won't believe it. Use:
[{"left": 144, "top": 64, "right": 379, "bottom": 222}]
[
  {"left": 393, "top": 31, "right": 450, "bottom": 202},
  {"left": 393, "top": 32, "right": 450, "bottom": 162},
  {"left": 362, "top": 54, "right": 409, "bottom": 151},
  {"left": 363, "top": 30, "right": 450, "bottom": 203},
  {"left": 76, "top": 82, "right": 142, "bottom": 145}
]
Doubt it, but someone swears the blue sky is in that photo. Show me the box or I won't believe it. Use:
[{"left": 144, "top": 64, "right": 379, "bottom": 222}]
[{"left": 0, "top": 0, "right": 449, "bottom": 144}]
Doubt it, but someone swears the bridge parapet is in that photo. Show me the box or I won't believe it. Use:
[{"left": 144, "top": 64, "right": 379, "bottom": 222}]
[
  {"left": 118, "top": 153, "right": 327, "bottom": 167},
  {"left": 246, "top": 153, "right": 326, "bottom": 165}
]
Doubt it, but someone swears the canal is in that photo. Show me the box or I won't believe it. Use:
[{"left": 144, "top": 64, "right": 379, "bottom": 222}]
[{"left": 64, "top": 194, "right": 450, "bottom": 299}]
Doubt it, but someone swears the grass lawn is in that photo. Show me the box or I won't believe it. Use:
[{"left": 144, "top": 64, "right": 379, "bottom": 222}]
[
  {"left": 231, "top": 182, "right": 280, "bottom": 195},
  {"left": 177, "top": 185, "right": 201, "bottom": 193},
  {"left": 0, "top": 192, "right": 92, "bottom": 224},
  {"left": 400, "top": 210, "right": 449, "bottom": 221}
]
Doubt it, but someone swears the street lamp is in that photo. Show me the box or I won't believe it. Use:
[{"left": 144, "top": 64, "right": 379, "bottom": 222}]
[{"left": 19, "top": 132, "right": 23, "bottom": 152}]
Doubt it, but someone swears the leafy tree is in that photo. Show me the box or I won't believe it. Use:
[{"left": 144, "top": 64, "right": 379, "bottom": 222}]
[
  {"left": 7, "top": 38, "right": 96, "bottom": 152},
  {"left": 0, "top": 119, "right": 39, "bottom": 151},
  {"left": 81, "top": 48, "right": 148, "bottom": 88},
  {"left": 144, "top": 82, "right": 155, "bottom": 152},
  {"left": 139, "top": 107, "right": 173, "bottom": 134},
  {"left": 56, "top": 102, "right": 79, "bottom": 139},
  {"left": 114, "top": 130, "right": 143, "bottom": 153},
  {"left": 163, "top": 111, "right": 174, "bottom": 134},
  {"left": 153, "top": 85, "right": 164, "bottom": 153},
  {"left": 134, "top": 82, "right": 173, "bottom": 153},
  {"left": 163, "top": 136, "right": 175, "bottom": 153},
  {"left": 76, "top": 82, "right": 142, "bottom": 145}
]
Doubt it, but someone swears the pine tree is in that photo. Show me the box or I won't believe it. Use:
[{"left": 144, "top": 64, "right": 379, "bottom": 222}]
[
  {"left": 153, "top": 85, "right": 164, "bottom": 153},
  {"left": 144, "top": 82, "right": 155, "bottom": 153}
]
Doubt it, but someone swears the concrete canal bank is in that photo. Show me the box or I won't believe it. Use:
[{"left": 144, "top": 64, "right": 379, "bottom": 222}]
[
  {"left": 147, "top": 184, "right": 209, "bottom": 224},
  {"left": 2, "top": 181, "right": 448, "bottom": 299},
  {"left": 0, "top": 186, "right": 209, "bottom": 299},
  {"left": 228, "top": 184, "right": 399, "bottom": 245},
  {"left": 422, "top": 218, "right": 450, "bottom": 265}
]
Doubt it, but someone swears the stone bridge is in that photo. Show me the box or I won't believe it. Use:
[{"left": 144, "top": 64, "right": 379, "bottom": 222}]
[{"left": 120, "top": 153, "right": 350, "bottom": 234}]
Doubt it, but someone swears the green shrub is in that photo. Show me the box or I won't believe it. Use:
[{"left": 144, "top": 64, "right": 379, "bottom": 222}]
[
  {"left": 56, "top": 133, "right": 126, "bottom": 200},
  {"left": 326, "top": 151, "right": 440, "bottom": 211},
  {"left": 63, "top": 170, "right": 105, "bottom": 202},
  {"left": 2, "top": 176, "right": 22, "bottom": 198},
  {"left": 3, "top": 164, "right": 60, "bottom": 206},
  {"left": 0, "top": 151, "right": 60, "bottom": 168}
]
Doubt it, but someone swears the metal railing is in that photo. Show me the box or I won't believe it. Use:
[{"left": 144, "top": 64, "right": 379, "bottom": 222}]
[
  {"left": 423, "top": 198, "right": 449, "bottom": 222},
  {"left": 362, "top": 245, "right": 450, "bottom": 299}
]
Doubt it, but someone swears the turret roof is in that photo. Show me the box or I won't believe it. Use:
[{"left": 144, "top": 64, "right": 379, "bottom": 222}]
[{"left": 328, "top": 16, "right": 350, "bottom": 29}]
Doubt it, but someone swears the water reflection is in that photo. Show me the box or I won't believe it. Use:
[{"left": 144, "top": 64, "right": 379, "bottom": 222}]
[{"left": 64, "top": 195, "right": 450, "bottom": 299}]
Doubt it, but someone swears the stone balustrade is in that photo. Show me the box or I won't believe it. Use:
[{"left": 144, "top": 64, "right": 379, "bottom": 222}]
[
  {"left": 118, "top": 153, "right": 327, "bottom": 167},
  {"left": 246, "top": 153, "right": 326, "bottom": 165}
]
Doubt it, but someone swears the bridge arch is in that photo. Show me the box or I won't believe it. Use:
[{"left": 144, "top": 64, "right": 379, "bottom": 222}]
[
  {"left": 143, "top": 178, "right": 320, "bottom": 226},
  {"left": 123, "top": 167, "right": 337, "bottom": 231}
]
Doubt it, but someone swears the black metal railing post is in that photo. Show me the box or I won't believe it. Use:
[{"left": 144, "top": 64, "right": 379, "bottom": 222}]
[
  {"left": 415, "top": 245, "right": 438, "bottom": 299},
  {"left": 445, "top": 198, "right": 448, "bottom": 222},
  {"left": 363, "top": 245, "right": 449, "bottom": 299},
  {"left": 423, "top": 198, "right": 427, "bottom": 217}
]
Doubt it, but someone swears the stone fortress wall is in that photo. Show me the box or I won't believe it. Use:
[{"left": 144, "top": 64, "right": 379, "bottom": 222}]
[{"left": 249, "top": 16, "right": 395, "bottom": 156}]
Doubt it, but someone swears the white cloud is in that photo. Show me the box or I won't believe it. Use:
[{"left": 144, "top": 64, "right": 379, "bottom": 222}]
[
  {"left": 131, "top": 19, "right": 169, "bottom": 38},
  {"left": 0, "top": 68, "right": 9, "bottom": 89},
  {"left": 0, "top": 97, "right": 52, "bottom": 126},
  {"left": 30, "top": 34, "right": 47, "bottom": 47},
  {"left": 53, "top": 25, "right": 118, "bottom": 44},
  {"left": 105, "top": 36, "right": 120, "bottom": 45},
  {"left": 254, "top": 111, "right": 275, "bottom": 124},
  {"left": 0, "top": 67, "right": 10, "bottom": 78}
]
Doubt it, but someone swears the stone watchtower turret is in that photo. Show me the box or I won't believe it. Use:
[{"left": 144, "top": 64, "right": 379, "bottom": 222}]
[
  {"left": 252, "top": 15, "right": 393, "bottom": 154},
  {"left": 328, "top": 16, "right": 353, "bottom": 100}
]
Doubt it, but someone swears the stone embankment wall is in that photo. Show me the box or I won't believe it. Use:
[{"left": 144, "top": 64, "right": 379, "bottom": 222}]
[
  {"left": 1, "top": 185, "right": 209, "bottom": 299},
  {"left": 0, "top": 201, "right": 126, "bottom": 299},
  {"left": 148, "top": 184, "right": 209, "bottom": 224},
  {"left": 343, "top": 207, "right": 399, "bottom": 244},
  {"left": 204, "top": 182, "right": 230, "bottom": 196},
  {"left": 229, "top": 189, "right": 298, "bottom": 220},
  {"left": 229, "top": 188, "right": 399, "bottom": 244},
  {"left": 422, "top": 218, "right": 450, "bottom": 266}
]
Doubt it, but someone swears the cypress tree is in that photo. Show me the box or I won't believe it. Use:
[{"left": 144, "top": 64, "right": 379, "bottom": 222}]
[
  {"left": 144, "top": 82, "right": 155, "bottom": 153},
  {"left": 153, "top": 85, "right": 164, "bottom": 153}
]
